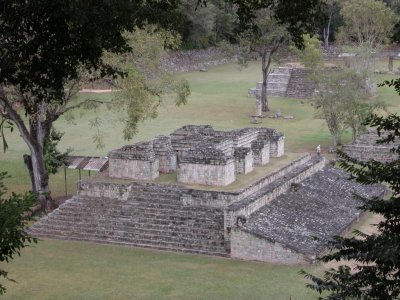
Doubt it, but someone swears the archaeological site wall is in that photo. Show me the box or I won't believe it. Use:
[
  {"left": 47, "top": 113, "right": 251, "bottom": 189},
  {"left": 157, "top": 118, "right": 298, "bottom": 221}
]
[
  {"left": 29, "top": 125, "right": 385, "bottom": 265},
  {"left": 343, "top": 130, "right": 399, "bottom": 162},
  {"left": 108, "top": 125, "right": 285, "bottom": 186},
  {"left": 231, "top": 229, "right": 309, "bottom": 264}
]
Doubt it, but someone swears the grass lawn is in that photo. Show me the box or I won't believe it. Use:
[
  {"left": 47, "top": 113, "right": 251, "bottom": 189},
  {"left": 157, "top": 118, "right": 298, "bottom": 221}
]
[
  {"left": 1, "top": 239, "right": 318, "bottom": 300},
  {"left": 0, "top": 60, "right": 399, "bottom": 299}
]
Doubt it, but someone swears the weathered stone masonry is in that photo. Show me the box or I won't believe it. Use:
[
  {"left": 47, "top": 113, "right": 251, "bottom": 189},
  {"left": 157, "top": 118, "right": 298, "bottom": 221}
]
[
  {"left": 343, "top": 130, "right": 399, "bottom": 162},
  {"left": 29, "top": 126, "right": 385, "bottom": 264},
  {"left": 108, "top": 125, "right": 285, "bottom": 186}
]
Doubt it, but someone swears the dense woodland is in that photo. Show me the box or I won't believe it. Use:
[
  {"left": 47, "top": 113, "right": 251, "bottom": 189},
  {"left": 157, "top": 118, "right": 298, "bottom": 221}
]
[{"left": 175, "top": 0, "right": 400, "bottom": 49}]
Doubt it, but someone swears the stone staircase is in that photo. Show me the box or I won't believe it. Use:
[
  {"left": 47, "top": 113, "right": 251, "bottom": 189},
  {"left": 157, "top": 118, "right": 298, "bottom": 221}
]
[
  {"left": 252, "top": 67, "right": 292, "bottom": 98},
  {"left": 29, "top": 186, "right": 227, "bottom": 256},
  {"left": 225, "top": 157, "right": 326, "bottom": 230},
  {"left": 266, "top": 67, "right": 291, "bottom": 97}
]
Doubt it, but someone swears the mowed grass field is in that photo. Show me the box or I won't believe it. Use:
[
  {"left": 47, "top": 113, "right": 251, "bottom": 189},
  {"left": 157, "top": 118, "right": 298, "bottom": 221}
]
[{"left": 1, "top": 61, "right": 399, "bottom": 299}]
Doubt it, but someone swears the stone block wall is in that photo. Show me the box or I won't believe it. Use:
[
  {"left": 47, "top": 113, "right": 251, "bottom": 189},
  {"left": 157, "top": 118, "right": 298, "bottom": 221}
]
[
  {"left": 107, "top": 125, "right": 286, "bottom": 186},
  {"left": 234, "top": 147, "right": 253, "bottom": 174},
  {"left": 285, "top": 68, "right": 316, "bottom": 99},
  {"left": 178, "top": 161, "right": 236, "bottom": 186},
  {"left": 258, "top": 128, "right": 285, "bottom": 157},
  {"left": 108, "top": 158, "right": 159, "bottom": 180},
  {"left": 342, "top": 145, "right": 398, "bottom": 162},
  {"left": 342, "top": 131, "right": 399, "bottom": 163},
  {"left": 230, "top": 229, "right": 309, "bottom": 264},
  {"left": 251, "top": 141, "right": 270, "bottom": 165},
  {"left": 108, "top": 142, "right": 159, "bottom": 180},
  {"left": 154, "top": 135, "right": 177, "bottom": 173}
]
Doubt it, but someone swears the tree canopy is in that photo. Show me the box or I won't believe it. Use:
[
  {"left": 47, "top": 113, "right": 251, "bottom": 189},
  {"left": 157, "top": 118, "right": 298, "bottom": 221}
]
[
  {"left": 337, "top": 0, "right": 397, "bottom": 47},
  {"left": 0, "top": 0, "right": 187, "bottom": 211}
]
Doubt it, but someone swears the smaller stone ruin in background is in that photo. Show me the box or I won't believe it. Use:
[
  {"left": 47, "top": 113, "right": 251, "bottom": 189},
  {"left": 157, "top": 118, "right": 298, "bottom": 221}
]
[
  {"left": 248, "top": 65, "right": 316, "bottom": 100},
  {"left": 342, "top": 129, "right": 399, "bottom": 162}
]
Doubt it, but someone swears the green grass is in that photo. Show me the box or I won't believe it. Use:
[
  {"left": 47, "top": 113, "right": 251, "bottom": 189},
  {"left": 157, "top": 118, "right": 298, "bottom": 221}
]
[
  {"left": 1, "top": 239, "right": 317, "bottom": 300},
  {"left": 1, "top": 60, "right": 400, "bottom": 299}
]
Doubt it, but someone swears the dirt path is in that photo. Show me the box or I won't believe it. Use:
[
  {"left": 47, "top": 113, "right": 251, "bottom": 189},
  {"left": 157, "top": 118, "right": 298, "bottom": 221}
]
[{"left": 79, "top": 89, "right": 118, "bottom": 93}]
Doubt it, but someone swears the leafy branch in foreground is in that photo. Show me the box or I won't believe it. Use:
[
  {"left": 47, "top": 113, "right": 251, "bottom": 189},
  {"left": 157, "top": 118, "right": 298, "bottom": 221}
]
[
  {"left": 0, "top": 172, "right": 37, "bottom": 295},
  {"left": 302, "top": 114, "right": 400, "bottom": 299}
]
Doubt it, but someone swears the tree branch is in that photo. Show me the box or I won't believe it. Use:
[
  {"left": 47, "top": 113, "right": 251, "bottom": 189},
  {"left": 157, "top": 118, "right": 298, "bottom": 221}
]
[
  {"left": 54, "top": 98, "right": 112, "bottom": 118},
  {"left": 0, "top": 86, "right": 36, "bottom": 148}
]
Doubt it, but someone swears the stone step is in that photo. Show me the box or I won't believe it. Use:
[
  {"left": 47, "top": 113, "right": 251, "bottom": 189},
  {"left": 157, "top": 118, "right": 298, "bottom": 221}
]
[
  {"left": 121, "top": 205, "right": 222, "bottom": 216},
  {"left": 30, "top": 225, "right": 224, "bottom": 246},
  {"left": 75, "top": 196, "right": 184, "bottom": 206},
  {"left": 31, "top": 221, "right": 223, "bottom": 238},
  {"left": 30, "top": 232, "right": 228, "bottom": 257},
  {"left": 65, "top": 200, "right": 187, "bottom": 211},
  {"left": 45, "top": 213, "right": 224, "bottom": 227},
  {"left": 127, "top": 196, "right": 183, "bottom": 204},
  {"left": 30, "top": 229, "right": 226, "bottom": 254},
  {"left": 267, "top": 82, "right": 289, "bottom": 89},
  {"left": 52, "top": 204, "right": 223, "bottom": 220}
]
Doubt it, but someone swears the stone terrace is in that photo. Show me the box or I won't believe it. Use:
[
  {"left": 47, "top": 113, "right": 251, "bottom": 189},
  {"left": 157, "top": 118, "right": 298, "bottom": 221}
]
[
  {"left": 29, "top": 126, "right": 385, "bottom": 264},
  {"left": 231, "top": 168, "right": 385, "bottom": 263},
  {"left": 343, "top": 130, "right": 399, "bottom": 162}
]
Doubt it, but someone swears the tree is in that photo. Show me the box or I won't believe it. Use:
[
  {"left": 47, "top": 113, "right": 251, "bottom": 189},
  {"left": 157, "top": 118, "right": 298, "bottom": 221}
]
[
  {"left": 0, "top": 0, "right": 186, "bottom": 212},
  {"left": 383, "top": 0, "right": 400, "bottom": 43},
  {"left": 0, "top": 0, "right": 323, "bottom": 212},
  {"left": 337, "top": 0, "right": 397, "bottom": 48},
  {"left": 292, "top": 34, "right": 324, "bottom": 78},
  {"left": 214, "top": 0, "right": 323, "bottom": 48},
  {"left": 320, "top": 0, "right": 342, "bottom": 49},
  {"left": 43, "top": 129, "right": 71, "bottom": 175},
  {"left": 302, "top": 113, "right": 400, "bottom": 299},
  {"left": 0, "top": 172, "right": 37, "bottom": 295},
  {"left": 313, "top": 69, "right": 378, "bottom": 146},
  {"left": 177, "top": 0, "right": 219, "bottom": 49},
  {"left": 238, "top": 11, "right": 290, "bottom": 112}
]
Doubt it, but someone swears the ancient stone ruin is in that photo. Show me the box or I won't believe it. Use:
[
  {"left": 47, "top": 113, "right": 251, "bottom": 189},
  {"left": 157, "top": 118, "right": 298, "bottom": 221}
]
[
  {"left": 343, "top": 130, "right": 399, "bottom": 162},
  {"left": 29, "top": 125, "right": 384, "bottom": 264},
  {"left": 248, "top": 66, "right": 316, "bottom": 100},
  {"left": 108, "top": 125, "right": 284, "bottom": 186}
]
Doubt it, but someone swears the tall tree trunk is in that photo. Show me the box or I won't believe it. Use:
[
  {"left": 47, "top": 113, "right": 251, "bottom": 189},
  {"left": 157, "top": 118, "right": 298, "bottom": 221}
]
[
  {"left": 29, "top": 108, "right": 56, "bottom": 212},
  {"left": 30, "top": 146, "right": 54, "bottom": 212},
  {"left": 261, "top": 50, "right": 272, "bottom": 112},
  {"left": 1, "top": 90, "right": 56, "bottom": 212},
  {"left": 324, "top": 14, "right": 332, "bottom": 50},
  {"left": 23, "top": 154, "right": 35, "bottom": 190}
]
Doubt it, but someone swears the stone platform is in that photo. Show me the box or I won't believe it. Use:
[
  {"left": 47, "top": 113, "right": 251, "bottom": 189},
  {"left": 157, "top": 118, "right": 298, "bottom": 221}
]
[
  {"left": 29, "top": 126, "right": 385, "bottom": 264},
  {"left": 29, "top": 151, "right": 383, "bottom": 264}
]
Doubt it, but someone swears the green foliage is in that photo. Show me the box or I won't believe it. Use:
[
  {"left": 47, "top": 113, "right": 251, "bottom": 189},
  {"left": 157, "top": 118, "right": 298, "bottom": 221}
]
[
  {"left": 337, "top": 0, "right": 397, "bottom": 47},
  {"left": 291, "top": 34, "right": 323, "bottom": 76},
  {"left": 318, "top": 0, "right": 343, "bottom": 47},
  {"left": 238, "top": 9, "right": 290, "bottom": 112},
  {"left": 303, "top": 113, "right": 400, "bottom": 299},
  {"left": 103, "top": 26, "right": 190, "bottom": 141},
  {"left": 0, "top": 0, "right": 186, "bottom": 210},
  {"left": 222, "top": 0, "right": 323, "bottom": 48},
  {"left": 43, "top": 129, "right": 71, "bottom": 175},
  {"left": 313, "top": 69, "right": 381, "bottom": 145},
  {"left": 383, "top": 0, "right": 400, "bottom": 43},
  {"left": 0, "top": 172, "right": 37, "bottom": 295},
  {"left": 177, "top": 0, "right": 219, "bottom": 49},
  {"left": 0, "top": 0, "right": 181, "bottom": 106}
]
